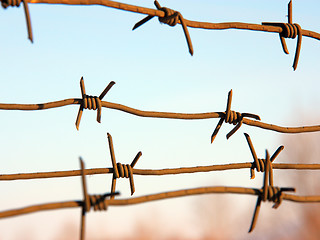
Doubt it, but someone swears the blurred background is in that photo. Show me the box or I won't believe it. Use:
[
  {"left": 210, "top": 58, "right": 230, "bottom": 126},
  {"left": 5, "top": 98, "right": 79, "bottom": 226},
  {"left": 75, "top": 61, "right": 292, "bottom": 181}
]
[{"left": 0, "top": 0, "right": 319, "bottom": 239}]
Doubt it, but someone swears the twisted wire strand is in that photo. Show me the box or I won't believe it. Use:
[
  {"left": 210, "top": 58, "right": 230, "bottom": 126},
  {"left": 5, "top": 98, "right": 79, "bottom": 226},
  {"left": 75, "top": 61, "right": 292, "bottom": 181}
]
[
  {"left": 0, "top": 185, "right": 319, "bottom": 219},
  {"left": 2, "top": 0, "right": 319, "bottom": 67},
  {"left": 1, "top": 162, "right": 320, "bottom": 181},
  {"left": 24, "top": 0, "right": 320, "bottom": 40},
  {"left": 0, "top": 132, "right": 319, "bottom": 183},
  {"left": 2, "top": 82, "right": 320, "bottom": 136}
]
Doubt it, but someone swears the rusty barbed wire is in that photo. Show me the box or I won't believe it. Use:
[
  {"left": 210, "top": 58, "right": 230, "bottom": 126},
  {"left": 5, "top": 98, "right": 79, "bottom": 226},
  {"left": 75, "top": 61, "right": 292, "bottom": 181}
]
[
  {"left": 107, "top": 133, "right": 142, "bottom": 198},
  {"left": 0, "top": 149, "right": 319, "bottom": 238},
  {"left": 1, "top": 133, "right": 320, "bottom": 197},
  {"left": 2, "top": 77, "right": 320, "bottom": 140},
  {"left": 248, "top": 150, "right": 296, "bottom": 232},
  {"left": 262, "top": 1, "right": 302, "bottom": 70},
  {"left": 1, "top": 185, "right": 319, "bottom": 218},
  {"left": 211, "top": 90, "right": 261, "bottom": 142},
  {"left": 75, "top": 77, "right": 115, "bottom": 130},
  {"left": 2, "top": 0, "right": 320, "bottom": 69},
  {"left": 0, "top": 174, "right": 319, "bottom": 236},
  {"left": 132, "top": 0, "right": 193, "bottom": 55},
  {"left": 244, "top": 133, "right": 284, "bottom": 179}
]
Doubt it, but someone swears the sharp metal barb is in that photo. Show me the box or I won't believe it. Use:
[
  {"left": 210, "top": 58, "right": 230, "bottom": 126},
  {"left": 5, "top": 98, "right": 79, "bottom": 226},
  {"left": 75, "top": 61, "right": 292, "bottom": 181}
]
[
  {"left": 99, "top": 81, "right": 115, "bottom": 100},
  {"left": 132, "top": 15, "right": 154, "bottom": 30}
]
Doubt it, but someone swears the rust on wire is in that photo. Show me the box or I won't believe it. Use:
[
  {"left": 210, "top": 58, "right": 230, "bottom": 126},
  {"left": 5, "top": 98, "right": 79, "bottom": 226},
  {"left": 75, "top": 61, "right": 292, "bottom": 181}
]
[
  {"left": 2, "top": 85, "right": 320, "bottom": 137},
  {"left": 262, "top": 1, "right": 302, "bottom": 70}
]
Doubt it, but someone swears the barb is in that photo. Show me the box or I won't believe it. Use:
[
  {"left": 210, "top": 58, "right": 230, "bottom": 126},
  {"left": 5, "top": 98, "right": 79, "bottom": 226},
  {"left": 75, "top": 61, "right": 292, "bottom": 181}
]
[
  {"left": 211, "top": 90, "right": 260, "bottom": 142},
  {"left": 0, "top": 185, "right": 319, "bottom": 219},
  {"left": 133, "top": 0, "right": 193, "bottom": 55},
  {"left": 79, "top": 158, "right": 119, "bottom": 240},
  {"left": 2, "top": 86, "right": 320, "bottom": 137},
  {"left": 244, "top": 133, "right": 284, "bottom": 179},
  {"left": 248, "top": 150, "right": 295, "bottom": 232},
  {"left": 107, "top": 133, "right": 142, "bottom": 198},
  {"left": 1, "top": 0, "right": 33, "bottom": 42},
  {"left": 75, "top": 77, "right": 115, "bottom": 130},
  {"left": 262, "top": 1, "right": 302, "bottom": 70}
]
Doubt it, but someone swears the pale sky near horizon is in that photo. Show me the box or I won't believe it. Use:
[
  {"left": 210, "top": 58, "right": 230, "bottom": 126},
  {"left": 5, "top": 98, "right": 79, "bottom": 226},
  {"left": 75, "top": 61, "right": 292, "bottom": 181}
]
[{"left": 0, "top": 0, "right": 320, "bottom": 239}]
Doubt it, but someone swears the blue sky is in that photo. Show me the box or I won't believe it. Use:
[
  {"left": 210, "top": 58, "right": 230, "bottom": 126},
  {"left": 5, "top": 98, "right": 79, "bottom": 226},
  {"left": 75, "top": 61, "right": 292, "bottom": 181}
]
[{"left": 0, "top": 0, "right": 320, "bottom": 239}]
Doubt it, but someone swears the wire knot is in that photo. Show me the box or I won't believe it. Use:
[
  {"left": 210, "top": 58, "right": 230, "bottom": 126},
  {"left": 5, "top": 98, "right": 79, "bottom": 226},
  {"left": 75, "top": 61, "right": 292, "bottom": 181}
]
[
  {"left": 1, "top": 0, "right": 21, "bottom": 8},
  {"left": 132, "top": 0, "right": 193, "bottom": 55},
  {"left": 224, "top": 110, "right": 242, "bottom": 125},
  {"left": 75, "top": 77, "right": 115, "bottom": 130},
  {"left": 115, "top": 163, "right": 133, "bottom": 179},
  {"left": 262, "top": 1, "right": 302, "bottom": 70},
  {"left": 82, "top": 95, "right": 101, "bottom": 111},
  {"left": 248, "top": 150, "right": 295, "bottom": 232},
  {"left": 280, "top": 23, "right": 300, "bottom": 39},
  {"left": 107, "top": 133, "right": 142, "bottom": 199},
  {"left": 263, "top": 186, "right": 283, "bottom": 208},
  {"left": 89, "top": 194, "right": 109, "bottom": 211},
  {"left": 244, "top": 133, "right": 284, "bottom": 179},
  {"left": 158, "top": 7, "right": 179, "bottom": 27},
  {"left": 211, "top": 90, "right": 260, "bottom": 142},
  {"left": 252, "top": 158, "right": 265, "bottom": 173}
]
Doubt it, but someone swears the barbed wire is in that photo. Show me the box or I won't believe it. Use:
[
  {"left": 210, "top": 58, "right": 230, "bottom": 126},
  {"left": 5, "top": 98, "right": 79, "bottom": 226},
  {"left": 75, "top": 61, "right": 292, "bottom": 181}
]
[
  {"left": 1, "top": 1, "right": 320, "bottom": 238},
  {"left": 0, "top": 157, "right": 319, "bottom": 238},
  {"left": 1, "top": 77, "right": 320, "bottom": 142},
  {"left": 1, "top": 0, "right": 320, "bottom": 69},
  {"left": 1, "top": 133, "right": 320, "bottom": 182}
]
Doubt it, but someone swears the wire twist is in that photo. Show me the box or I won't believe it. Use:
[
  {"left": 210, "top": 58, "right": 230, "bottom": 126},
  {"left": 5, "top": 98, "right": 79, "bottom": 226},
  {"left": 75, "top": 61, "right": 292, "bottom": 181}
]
[
  {"left": 107, "top": 133, "right": 142, "bottom": 199},
  {"left": 75, "top": 77, "right": 115, "bottom": 130},
  {"left": 262, "top": 1, "right": 302, "bottom": 70},
  {"left": 211, "top": 90, "right": 261, "bottom": 142},
  {"left": 248, "top": 150, "right": 295, "bottom": 232},
  {"left": 133, "top": 0, "right": 193, "bottom": 55},
  {"left": 244, "top": 133, "right": 284, "bottom": 179},
  {"left": 89, "top": 195, "right": 108, "bottom": 211},
  {"left": 1, "top": 0, "right": 33, "bottom": 42}
]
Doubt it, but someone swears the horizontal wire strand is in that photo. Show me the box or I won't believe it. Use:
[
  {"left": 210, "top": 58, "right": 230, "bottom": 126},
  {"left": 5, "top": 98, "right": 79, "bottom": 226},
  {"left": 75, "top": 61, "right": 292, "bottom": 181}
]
[
  {"left": 1, "top": 98, "right": 320, "bottom": 134},
  {"left": 0, "top": 186, "right": 319, "bottom": 219},
  {"left": 1, "top": 162, "right": 320, "bottom": 181},
  {"left": 26, "top": 0, "right": 320, "bottom": 41}
]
